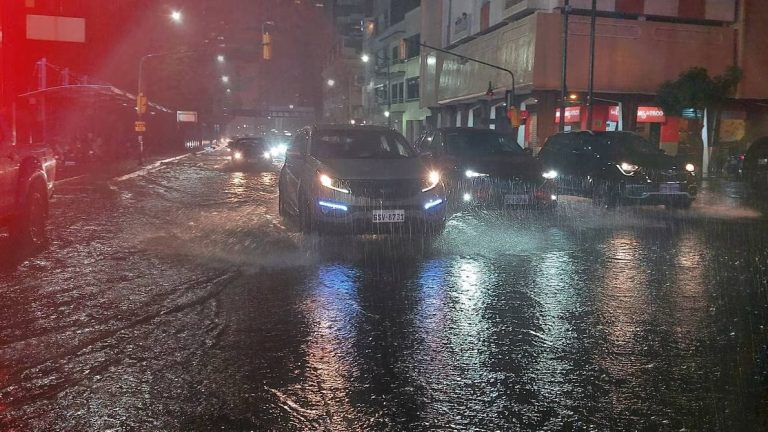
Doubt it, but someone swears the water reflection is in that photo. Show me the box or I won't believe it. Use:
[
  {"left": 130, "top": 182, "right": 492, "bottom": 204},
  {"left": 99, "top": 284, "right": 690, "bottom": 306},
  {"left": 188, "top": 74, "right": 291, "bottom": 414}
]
[{"left": 302, "top": 263, "right": 361, "bottom": 428}]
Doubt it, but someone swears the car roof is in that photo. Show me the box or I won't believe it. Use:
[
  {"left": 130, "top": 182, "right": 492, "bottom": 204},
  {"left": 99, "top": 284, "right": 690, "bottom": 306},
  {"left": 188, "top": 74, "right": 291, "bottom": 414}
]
[
  {"left": 312, "top": 124, "right": 396, "bottom": 133},
  {"left": 437, "top": 127, "right": 508, "bottom": 133}
]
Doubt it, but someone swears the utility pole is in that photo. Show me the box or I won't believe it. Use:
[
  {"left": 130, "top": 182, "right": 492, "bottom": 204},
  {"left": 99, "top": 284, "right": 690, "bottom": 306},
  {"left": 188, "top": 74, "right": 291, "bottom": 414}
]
[
  {"left": 559, "top": 0, "right": 570, "bottom": 132},
  {"left": 586, "top": 0, "right": 597, "bottom": 130}
]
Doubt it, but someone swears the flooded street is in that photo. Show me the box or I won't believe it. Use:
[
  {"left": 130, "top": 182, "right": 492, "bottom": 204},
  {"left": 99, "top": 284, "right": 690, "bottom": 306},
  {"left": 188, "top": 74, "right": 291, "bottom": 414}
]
[{"left": 1, "top": 150, "right": 766, "bottom": 431}]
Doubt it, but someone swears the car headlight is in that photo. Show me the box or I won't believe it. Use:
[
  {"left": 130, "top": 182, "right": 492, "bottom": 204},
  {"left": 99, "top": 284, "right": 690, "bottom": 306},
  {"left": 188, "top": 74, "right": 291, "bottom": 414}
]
[
  {"left": 617, "top": 162, "right": 640, "bottom": 175},
  {"left": 422, "top": 170, "right": 441, "bottom": 192},
  {"left": 319, "top": 173, "right": 350, "bottom": 193},
  {"left": 233, "top": 151, "right": 243, "bottom": 160},
  {"left": 542, "top": 169, "right": 558, "bottom": 179},
  {"left": 685, "top": 163, "right": 695, "bottom": 172},
  {"left": 465, "top": 169, "right": 489, "bottom": 178},
  {"left": 270, "top": 144, "right": 288, "bottom": 157}
]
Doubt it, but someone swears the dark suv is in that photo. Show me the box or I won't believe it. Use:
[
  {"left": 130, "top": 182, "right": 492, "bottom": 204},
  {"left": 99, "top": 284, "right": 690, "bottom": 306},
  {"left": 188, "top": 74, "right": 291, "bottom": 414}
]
[
  {"left": 415, "top": 127, "right": 557, "bottom": 211},
  {"left": 538, "top": 131, "right": 697, "bottom": 209}
]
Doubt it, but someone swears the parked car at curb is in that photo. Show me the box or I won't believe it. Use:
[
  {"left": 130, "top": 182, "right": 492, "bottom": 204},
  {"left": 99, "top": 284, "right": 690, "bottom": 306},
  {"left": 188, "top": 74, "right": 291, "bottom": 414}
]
[
  {"left": 278, "top": 124, "right": 447, "bottom": 236},
  {"left": 1, "top": 124, "right": 56, "bottom": 250},
  {"left": 538, "top": 131, "right": 697, "bottom": 209},
  {"left": 415, "top": 127, "right": 557, "bottom": 212},
  {"left": 743, "top": 136, "right": 768, "bottom": 193}
]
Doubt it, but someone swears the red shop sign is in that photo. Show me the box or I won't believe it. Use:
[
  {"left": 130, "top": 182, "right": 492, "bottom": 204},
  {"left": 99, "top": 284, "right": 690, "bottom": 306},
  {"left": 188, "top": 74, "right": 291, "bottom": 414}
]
[
  {"left": 637, "top": 106, "right": 666, "bottom": 123},
  {"left": 609, "top": 106, "right": 620, "bottom": 122},
  {"left": 554, "top": 106, "right": 581, "bottom": 123}
]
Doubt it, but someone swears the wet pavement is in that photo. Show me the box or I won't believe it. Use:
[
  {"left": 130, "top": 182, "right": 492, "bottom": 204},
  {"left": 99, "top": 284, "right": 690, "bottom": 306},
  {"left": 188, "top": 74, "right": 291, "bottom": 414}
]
[{"left": 1, "top": 149, "right": 767, "bottom": 431}]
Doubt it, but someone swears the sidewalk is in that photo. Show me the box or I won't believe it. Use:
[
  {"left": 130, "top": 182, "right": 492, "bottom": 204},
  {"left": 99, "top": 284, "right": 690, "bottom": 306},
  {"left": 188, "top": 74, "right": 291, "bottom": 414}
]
[{"left": 55, "top": 150, "right": 200, "bottom": 183}]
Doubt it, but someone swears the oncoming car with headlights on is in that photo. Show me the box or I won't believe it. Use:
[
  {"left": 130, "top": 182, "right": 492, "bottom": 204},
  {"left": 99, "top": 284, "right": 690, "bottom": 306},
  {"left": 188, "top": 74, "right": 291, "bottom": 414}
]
[
  {"left": 538, "top": 131, "right": 697, "bottom": 209},
  {"left": 415, "top": 127, "right": 557, "bottom": 212},
  {"left": 228, "top": 137, "right": 273, "bottom": 168},
  {"left": 278, "top": 125, "right": 447, "bottom": 236}
]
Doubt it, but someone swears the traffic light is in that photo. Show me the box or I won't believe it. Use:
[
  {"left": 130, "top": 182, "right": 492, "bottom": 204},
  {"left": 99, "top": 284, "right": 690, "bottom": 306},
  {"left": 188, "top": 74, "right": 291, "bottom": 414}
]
[
  {"left": 507, "top": 107, "right": 520, "bottom": 128},
  {"left": 262, "top": 32, "right": 272, "bottom": 60},
  {"left": 137, "top": 93, "right": 148, "bottom": 115}
]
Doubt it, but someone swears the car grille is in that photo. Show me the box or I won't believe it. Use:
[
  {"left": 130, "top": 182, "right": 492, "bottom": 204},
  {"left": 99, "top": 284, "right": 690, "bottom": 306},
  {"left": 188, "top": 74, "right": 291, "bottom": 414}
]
[
  {"left": 645, "top": 168, "right": 688, "bottom": 183},
  {"left": 347, "top": 179, "right": 421, "bottom": 200}
]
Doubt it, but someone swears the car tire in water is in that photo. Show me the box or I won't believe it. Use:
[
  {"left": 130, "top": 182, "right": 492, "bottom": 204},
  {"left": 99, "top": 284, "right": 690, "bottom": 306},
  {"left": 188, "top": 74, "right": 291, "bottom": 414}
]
[
  {"left": 591, "top": 180, "right": 619, "bottom": 210},
  {"left": 10, "top": 182, "right": 48, "bottom": 250},
  {"left": 278, "top": 177, "right": 288, "bottom": 218},
  {"left": 298, "top": 192, "right": 315, "bottom": 234}
]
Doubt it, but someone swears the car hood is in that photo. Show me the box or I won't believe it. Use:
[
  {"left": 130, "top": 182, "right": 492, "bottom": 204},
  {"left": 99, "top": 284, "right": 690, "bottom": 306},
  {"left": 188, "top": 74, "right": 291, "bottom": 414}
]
[
  {"left": 458, "top": 155, "right": 543, "bottom": 181},
  {"left": 318, "top": 158, "right": 428, "bottom": 180},
  {"left": 621, "top": 152, "right": 689, "bottom": 171}
]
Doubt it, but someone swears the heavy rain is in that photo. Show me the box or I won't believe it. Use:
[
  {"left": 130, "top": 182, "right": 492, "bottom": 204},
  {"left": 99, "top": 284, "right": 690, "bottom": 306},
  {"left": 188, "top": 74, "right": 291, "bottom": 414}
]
[{"left": 1, "top": 1, "right": 767, "bottom": 431}]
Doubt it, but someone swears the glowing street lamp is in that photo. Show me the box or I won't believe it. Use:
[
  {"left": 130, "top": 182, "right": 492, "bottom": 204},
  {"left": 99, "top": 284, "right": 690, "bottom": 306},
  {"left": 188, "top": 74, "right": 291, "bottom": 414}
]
[
  {"left": 170, "top": 10, "right": 182, "bottom": 23},
  {"left": 217, "top": 54, "right": 225, "bottom": 63},
  {"left": 360, "top": 54, "right": 370, "bottom": 63},
  {"left": 327, "top": 79, "right": 335, "bottom": 87},
  {"left": 222, "top": 75, "right": 230, "bottom": 84}
]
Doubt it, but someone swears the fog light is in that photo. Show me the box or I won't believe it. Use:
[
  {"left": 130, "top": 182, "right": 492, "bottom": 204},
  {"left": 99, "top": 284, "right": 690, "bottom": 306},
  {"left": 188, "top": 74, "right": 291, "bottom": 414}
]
[
  {"left": 424, "top": 198, "right": 444, "bottom": 210},
  {"left": 463, "top": 193, "right": 472, "bottom": 202},
  {"left": 318, "top": 200, "right": 348, "bottom": 212}
]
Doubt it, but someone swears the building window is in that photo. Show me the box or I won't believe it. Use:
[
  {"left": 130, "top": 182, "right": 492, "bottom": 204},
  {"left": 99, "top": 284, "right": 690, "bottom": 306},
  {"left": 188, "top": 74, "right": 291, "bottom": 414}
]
[
  {"left": 390, "top": 82, "right": 404, "bottom": 104},
  {"left": 375, "top": 85, "right": 388, "bottom": 105},
  {"left": 404, "top": 34, "right": 420, "bottom": 59},
  {"left": 391, "top": 46, "right": 400, "bottom": 64},
  {"left": 406, "top": 77, "right": 419, "bottom": 100}
]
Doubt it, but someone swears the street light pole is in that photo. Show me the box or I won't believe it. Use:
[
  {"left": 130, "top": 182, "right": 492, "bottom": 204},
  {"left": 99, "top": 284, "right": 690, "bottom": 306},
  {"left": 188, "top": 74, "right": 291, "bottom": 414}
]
[
  {"left": 586, "top": 0, "right": 597, "bottom": 130},
  {"left": 560, "top": 0, "right": 570, "bottom": 132}
]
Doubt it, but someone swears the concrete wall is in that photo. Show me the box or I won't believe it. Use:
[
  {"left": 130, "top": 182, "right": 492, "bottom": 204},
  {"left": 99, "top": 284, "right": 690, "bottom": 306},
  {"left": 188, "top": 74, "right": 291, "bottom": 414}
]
[
  {"left": 739, "top": 0, "right": 768, "bottom": 100},
  {"left": 533, "top": 12, "right": 737, "bottom": 93}
]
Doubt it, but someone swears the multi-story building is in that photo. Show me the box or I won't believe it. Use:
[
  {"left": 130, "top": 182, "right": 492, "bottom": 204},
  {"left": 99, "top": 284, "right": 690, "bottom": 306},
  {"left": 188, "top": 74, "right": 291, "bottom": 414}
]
[
  {"left": 420, "top": 0, "right": 768, "bottom": 156},
  {"left": 321, "top": 0, "right": 371, "bottom": 124},
  {"left": 361, "top": 0, "right": 429, "bottom": 141}
]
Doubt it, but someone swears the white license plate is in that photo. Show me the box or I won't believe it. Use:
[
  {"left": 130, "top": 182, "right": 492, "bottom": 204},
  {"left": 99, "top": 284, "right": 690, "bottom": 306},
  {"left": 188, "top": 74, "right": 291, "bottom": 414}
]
[
  {"left": 372, "top": 210, "right": 405, "bottom": 223},
  {"left": 504, "top": 194, "right": 529, "bottom": 205},
  {"left": 659, "top": 183, "right": 681, "bottom": 193}
]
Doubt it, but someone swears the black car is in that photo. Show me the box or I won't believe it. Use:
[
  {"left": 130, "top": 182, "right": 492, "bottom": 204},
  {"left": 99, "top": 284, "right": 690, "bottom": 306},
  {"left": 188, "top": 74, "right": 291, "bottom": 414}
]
[
  {"left": 538, "top": 131, "right": 697, "bottom": 209},
  {"left": 228, "top": 137, "right": 272, "bottom": 167},
  {"left": 743, "top": 136, "right": 768, "bottom": 193},
  {"left": 415, "top": 127, "right": 557, "bottom": 212}
]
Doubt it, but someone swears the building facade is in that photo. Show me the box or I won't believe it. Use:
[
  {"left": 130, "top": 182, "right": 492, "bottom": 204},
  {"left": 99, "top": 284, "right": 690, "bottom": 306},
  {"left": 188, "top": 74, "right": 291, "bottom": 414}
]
[
  {"left": 321, "top": 0, "right": 371, "bottom": 124},
  {"left": 420, "top": 0, "right": 768, "bottom": 158},
  {"left": 361, "top": 0, "right": 429, "bottom": 141}
]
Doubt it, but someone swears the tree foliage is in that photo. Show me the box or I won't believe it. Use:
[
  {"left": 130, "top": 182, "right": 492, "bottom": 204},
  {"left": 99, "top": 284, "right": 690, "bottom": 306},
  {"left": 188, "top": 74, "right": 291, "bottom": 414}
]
[{"left": 656, "top": 66, "right": 743, "bottom": 116}]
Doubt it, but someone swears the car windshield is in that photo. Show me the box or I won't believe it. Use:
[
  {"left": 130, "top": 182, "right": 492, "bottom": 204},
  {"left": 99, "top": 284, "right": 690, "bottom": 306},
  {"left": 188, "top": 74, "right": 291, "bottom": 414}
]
[
  {"left": 608, "top": 133, "right": 661, "bottom": 156},
  {"left": 445, "top": 130, "right": 524, "bottom": 156},
  {"left": 312, "top": 129, "right": 415, "bottom": 159},
  {"left": 233, "top": 139, "right": 264, "bottom": 150}
]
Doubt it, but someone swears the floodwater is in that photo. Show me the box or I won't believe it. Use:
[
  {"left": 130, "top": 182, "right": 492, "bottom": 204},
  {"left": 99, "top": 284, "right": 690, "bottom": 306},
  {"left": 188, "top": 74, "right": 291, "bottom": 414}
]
[{"left": 1, "top": 150, "right": 766, "bottom": 431}]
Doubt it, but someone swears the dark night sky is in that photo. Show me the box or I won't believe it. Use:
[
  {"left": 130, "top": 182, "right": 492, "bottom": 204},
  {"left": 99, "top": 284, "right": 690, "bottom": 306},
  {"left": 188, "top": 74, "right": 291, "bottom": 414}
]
[{"left": 87, "top": 0, "right": 334, "bottom": 112}]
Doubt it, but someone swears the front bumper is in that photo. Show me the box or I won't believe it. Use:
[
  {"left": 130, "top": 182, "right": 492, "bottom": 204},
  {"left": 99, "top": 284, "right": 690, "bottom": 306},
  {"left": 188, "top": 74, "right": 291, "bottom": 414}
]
[
  {"left": 453, "top": 178, "right": 557, "bottom": 210},
  {"left": 620, "top": 181, "right": 697, "bottom": 205},
  {"left": 310, "top": 190, "right": 447, "bottom": 235}
]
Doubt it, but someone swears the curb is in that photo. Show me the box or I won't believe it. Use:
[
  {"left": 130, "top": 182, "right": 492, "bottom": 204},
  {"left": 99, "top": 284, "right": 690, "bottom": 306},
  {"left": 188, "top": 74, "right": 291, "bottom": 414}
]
[{"left": 112, "top": 153, "right": 193, "bottom": 182}]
